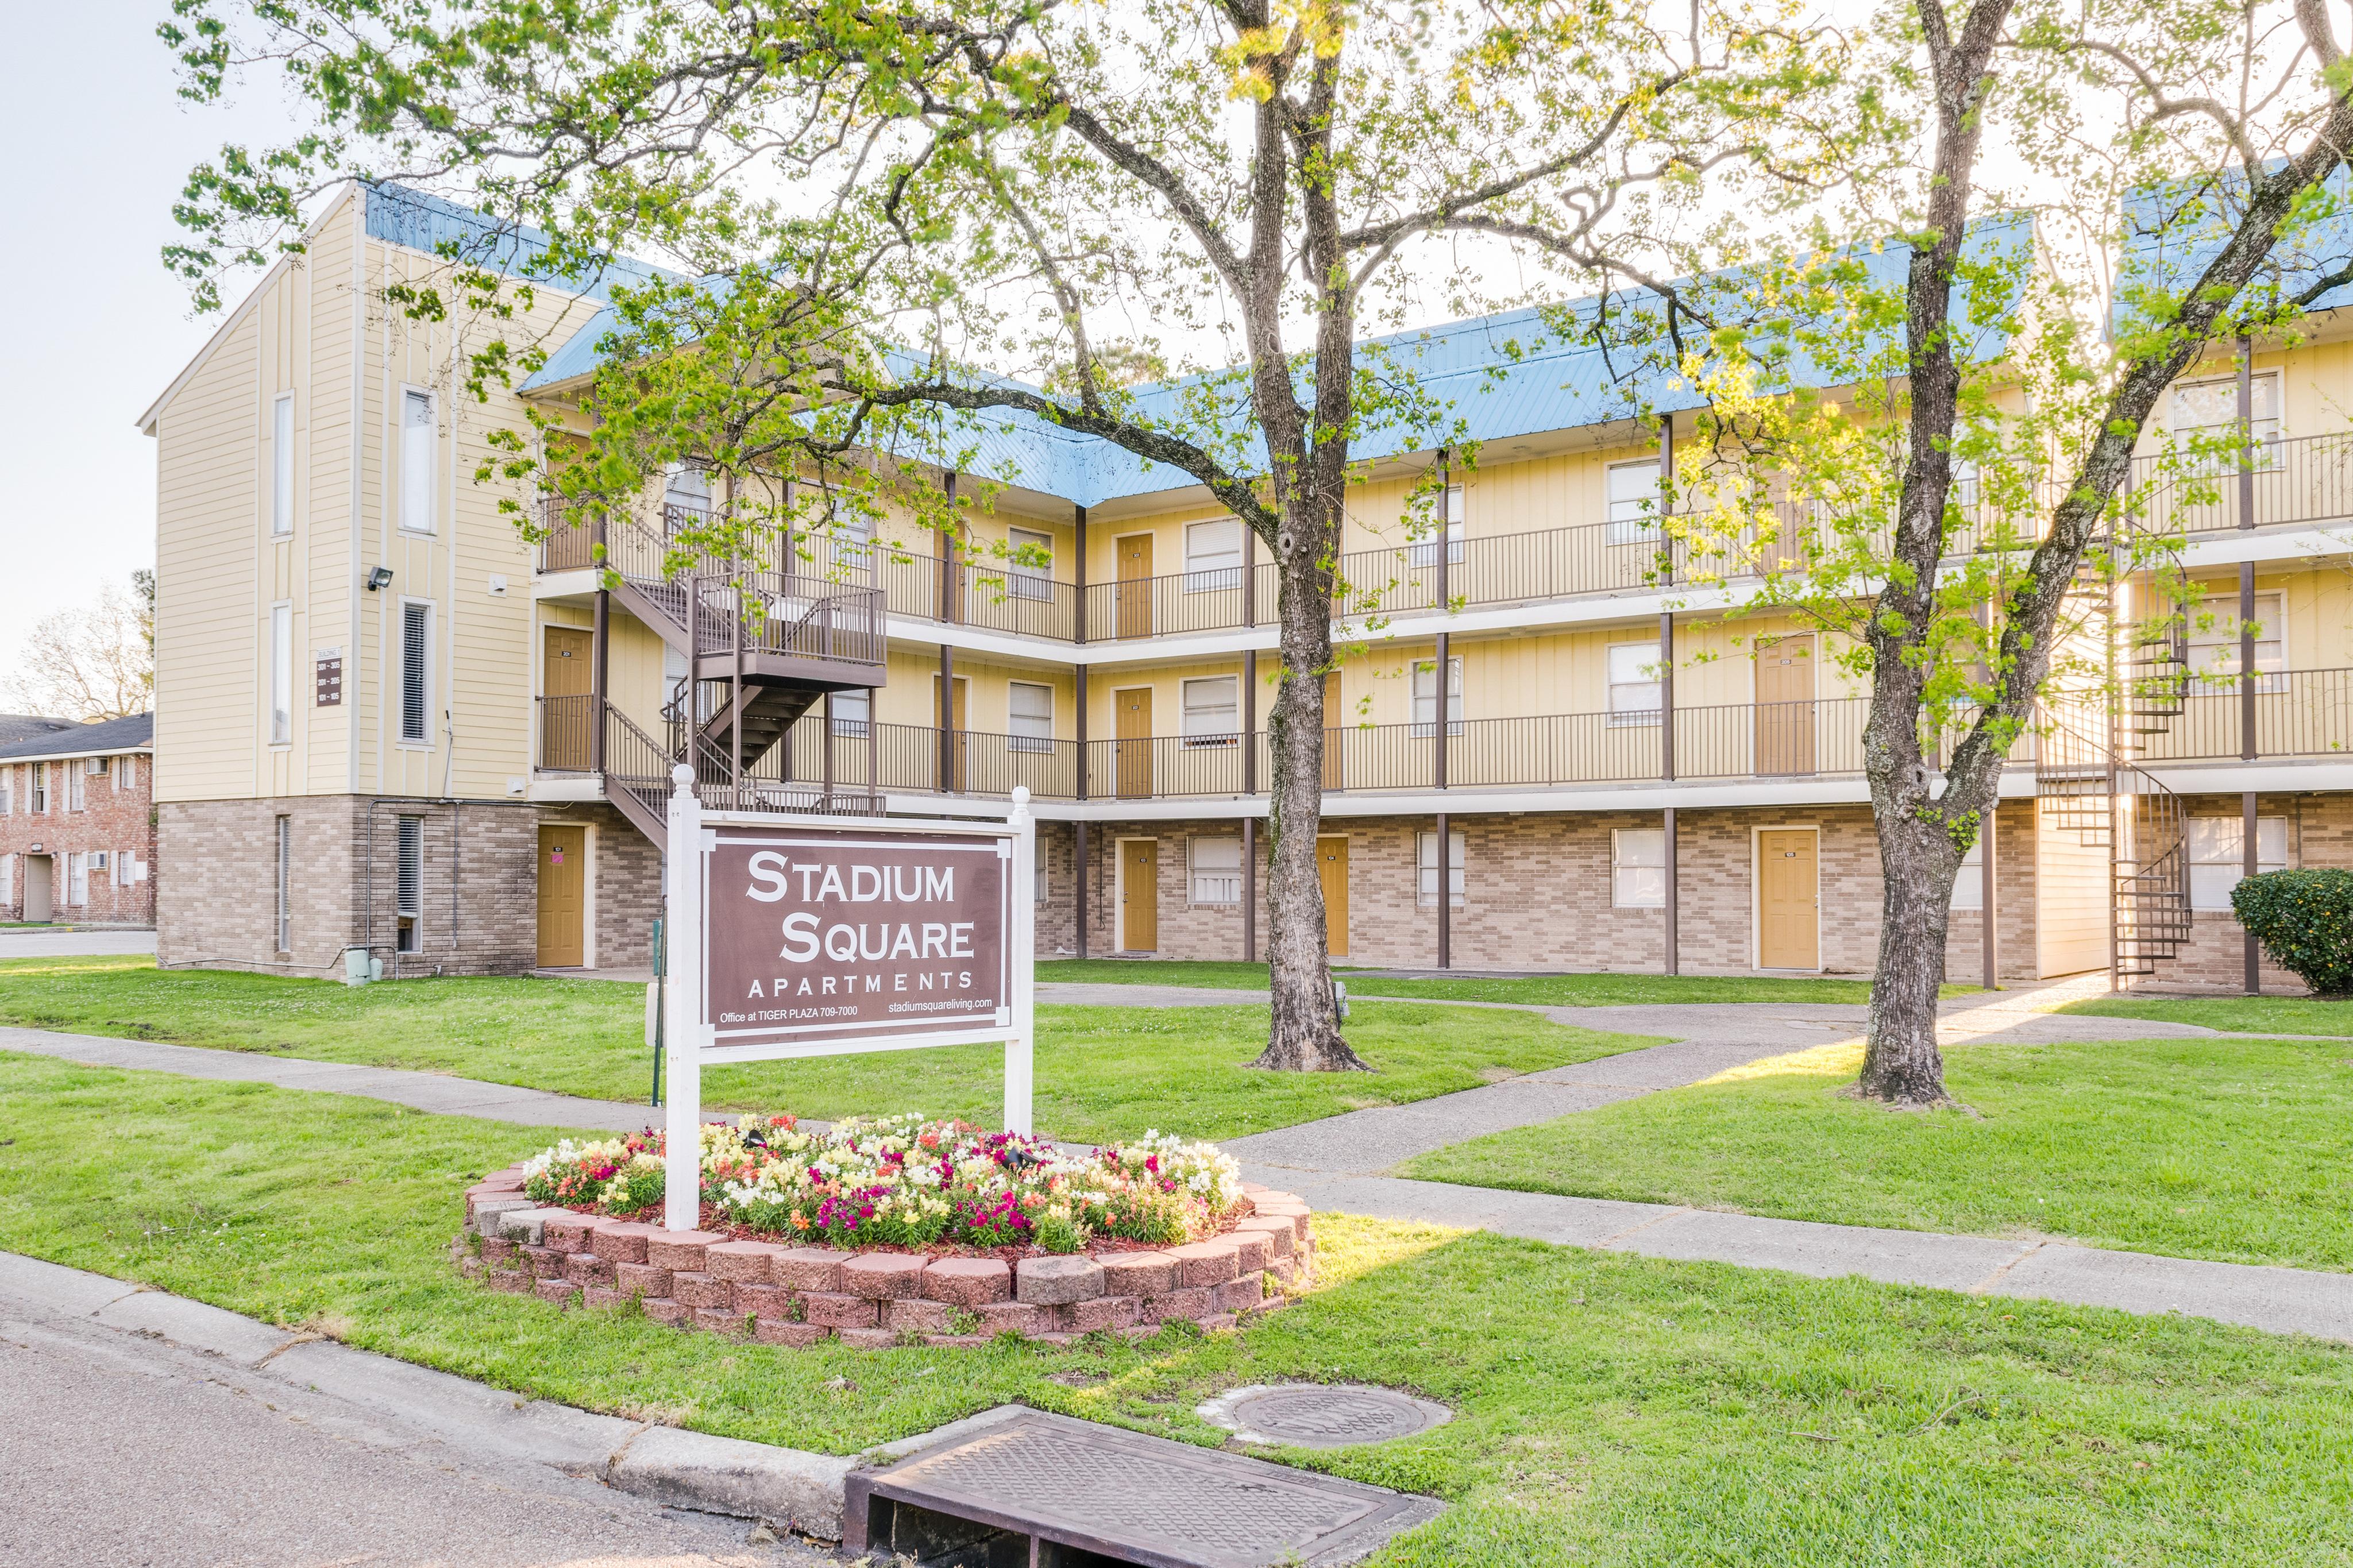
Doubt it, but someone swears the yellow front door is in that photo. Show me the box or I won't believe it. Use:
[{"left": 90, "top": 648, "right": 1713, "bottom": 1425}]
[
  {"left": 1317, "top": 835, "right": 1349, "bottom": 957},
  {"left": 542, "top": 627, "right": 592, "bottom": 770},
  {"left": 1121, "top": 838, "right": 1158, "bottom": 951},
  {"left": 1116, "top": 686, "right": 1153, "bottom": 798},
  {"left": 1117, "top": 534, "right": 1155, "bottom": 638},
  {"left": 537, "top": 825, "right": 587, "bottom": 968},
  {"left": 1757, "top": 828, "right": 1819, "bottom": 970}
]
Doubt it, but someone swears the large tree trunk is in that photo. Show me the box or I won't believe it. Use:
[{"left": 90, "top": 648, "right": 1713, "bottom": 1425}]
[
  {"left": 1860, "top": 805, "right": 1965, "bottom": 1107},
  {"left": 1252, "top": 511, "right": 1370, "bottom": 1073}
]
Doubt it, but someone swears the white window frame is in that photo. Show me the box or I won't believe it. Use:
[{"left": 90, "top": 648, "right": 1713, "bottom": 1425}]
[
  {"left": 67, "top": 852, "right": 87, "bottom": 907},
  {"left": 119, "top": 755, "right": 136, "bottom": 791},
  {"left": 30, "top": 762, "right": 47, "bottom": 814},
  {"left": 1950, "top": 833, "right": 1986, "bottom": 910},
  {"left": 399, "top": 599, "right": 434, "bottom": 746},
  {"left": 1410, "top": 657, "right": 1464, "bottom": 738},
  {"left": 1410, "top": 483, "right": 1467, "bottom": 569},
  {"left": 2188, "top": 588, "right": 2286, "bottom": 693},
  {"left": 398, "top": 387, "right": 437, "bottom": 535},
  {"left": 0, "top": 853, "right": 11, "bottom": 907},
  {"left": 0, "top": 768, "right": 10, "bottom": 816},
  {"left": 2188, "top": 816, "right": 2286, "bottom": 913},
  {"left": 1606, "top": 458, "right": 1662, "bottom": 546},
  {"left": 271, "top": 600, "right": 295, "bottom": 746},
  {"left": 70, "top": 763, "right": 85, "bottom": 813},
  {"left": 828, "top": 688, "right": 871, "bottom": 739},
  {"left": 271, "top": 392, "right": 295, "bottom": 536},
  {"left": 1181, "top": 675, "right": 1241, "bottom": 748},
  {"left": 1006, "top": 527, "right": 1055, "bottom": 601},
  {"left": 2169, "top": 369, "right": 2284, "bottom": 472},
  {"left": 1008, "top": 680, "right": 1055, "bottom": 754},
  {"left": 662, "top": 463, "right": 712, "bottom": 518},
  {"left": 1613, "top": 828, "right": 1666, "bottom": 908},
  {"left": 1182, "top": 518, "right": 1245, "bottom": 594},
  {"left": 1416, "top": 829, "right": 1467, "bottom": 908},
  {"left": 823, "top": 500, "right": 873, "bottom": 578},
  {"left": 1187, "top": 836, "right": 1242, "bottom": 906},
  {"left": 395, "top": 814, "right": 424, "bottom": 952},
  {"left": 1607, "top": 640, "right": 1662, "bottom": 727}
]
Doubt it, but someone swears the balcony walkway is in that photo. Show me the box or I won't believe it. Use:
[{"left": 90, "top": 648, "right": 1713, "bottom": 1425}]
[{"left": 8, "top": 978, "right": 2350, "bottom": 1342}]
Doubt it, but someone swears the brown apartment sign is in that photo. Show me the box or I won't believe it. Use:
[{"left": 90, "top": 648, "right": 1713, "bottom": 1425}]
[
  {"left": 702, "top": 824, "right": 1013, "bottom": 1050},
  {"left": 658, "top": 767, "right": 1040, "bottom": 1232}
]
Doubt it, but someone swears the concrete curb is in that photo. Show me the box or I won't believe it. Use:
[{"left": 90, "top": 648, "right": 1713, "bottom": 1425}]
[{"left": 0, "top": 1249, "right": 863, "bottom": 1538}]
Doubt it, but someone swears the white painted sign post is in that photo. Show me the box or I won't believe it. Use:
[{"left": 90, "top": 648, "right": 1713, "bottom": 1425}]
[{"left": 660, "top": 764, "right": 1037, "bottom": 1232}]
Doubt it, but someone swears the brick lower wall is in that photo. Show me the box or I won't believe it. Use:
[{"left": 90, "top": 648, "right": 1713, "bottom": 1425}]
[
  {"left": 1046, "top": 802, "right": 2054, "bottom": 981},
  {"left": 0, "top": 760, "right": 157, "bottom": 926}
]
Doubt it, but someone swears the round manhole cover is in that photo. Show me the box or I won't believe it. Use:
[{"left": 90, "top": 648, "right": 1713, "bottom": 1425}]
[{"left": 1197, "top": 1384, "right": 1451, "bottom": 1449}]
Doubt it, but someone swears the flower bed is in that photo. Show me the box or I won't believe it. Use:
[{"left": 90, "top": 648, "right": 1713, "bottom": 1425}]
[{"left": 454, "top": 1113, "right": 1316, "bottom": 1348}]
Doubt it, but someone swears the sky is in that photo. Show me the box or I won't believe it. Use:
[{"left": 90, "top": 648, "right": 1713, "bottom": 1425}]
[{"left": 0, "top": 1, "right": 304, "bottom": 691}]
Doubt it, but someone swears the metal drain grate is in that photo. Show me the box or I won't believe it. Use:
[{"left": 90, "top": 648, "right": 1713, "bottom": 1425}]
[
  {"left": 845, "top": 1409, "right": 1441, "bottom": 1566},
  {"left": 1197, "top": 1384, "right": 1452, "bottom": 1450}
]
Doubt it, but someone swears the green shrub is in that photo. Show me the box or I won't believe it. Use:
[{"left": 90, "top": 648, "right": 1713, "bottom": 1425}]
[{"left": 2231, "top": 869, "right": 2353, "bottom": 994}]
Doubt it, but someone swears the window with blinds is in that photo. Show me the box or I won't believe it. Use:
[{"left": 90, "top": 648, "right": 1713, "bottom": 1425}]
[
  {"left": 1417, "top": 829, "right": 1467, "bottom": 907},
  {"left": 400, "top": 602, "right": 430, "bottom": 743},
  {"left": 1007, "top": 527, "right": 1054, "bottom": 601},
  {"left": 1181, "top": 676, "right": 1240, "bottom": 747},
  {"left": 396, "top": 815, "right": 423, "bottom": 952},
  {"left": 1009, "top": 681, "right": 1054, "bottom": 752},
  {"left": 1187, "top": 837, "right": 1241, "bottom": 905},
  {"left": 271, "top": 393, "right": 295, "bottom": 536},
  {"left": 274, "top": 816, "right": 291, "bottom": 951},
  {"left": 1182, "top": 518, "right": 1244, "bottom": 592},
  {"left": 399, "top": 389, "right": 435, "bottom": 534},
  {"left": 1410, "top": 657, "right": 1465, "bottom": 737}
]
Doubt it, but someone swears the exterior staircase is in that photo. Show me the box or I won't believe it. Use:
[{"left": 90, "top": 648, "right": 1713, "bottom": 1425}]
[{"left": 566, "top": 505, "right": 890, "bottom": 851}]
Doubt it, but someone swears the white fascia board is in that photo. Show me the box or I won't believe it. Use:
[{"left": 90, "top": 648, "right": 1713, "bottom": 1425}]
[
  {"left": 2176, "top": 526, "right": 2353, "bottom": 573},
  {"left": 533, "top": 569, "right": 601, "bottom": 603},
  {"left": 2143, "top": 760, "right": 2353, "bottom": 795},
  {"left": 529, "top": 775, "right": 608, "bottom": 803}
]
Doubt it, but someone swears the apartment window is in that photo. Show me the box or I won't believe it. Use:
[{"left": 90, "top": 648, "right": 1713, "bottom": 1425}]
[
  {"left": 2188, "top": 589, "right": 2285, "bottom": 691},
  {"left": 824, "top": 501, "right": 873, "bottom": 577},
  {"left": 1950, "top": 457, "right": 1982, "bottom": 517},
  {"left": 395, "top": 814, "right": 423, "bottom": 952},
  {"left": 67, "top": 853, "right": 87, "bottom": 907},
  {"left": 275, "top": 815, "right": 292, "bottom": 951},
  {"left": 1181, "top": 676, "right": 1241, "bottom": 747},
  {"left": 1607, "top": 640, "right": 1662, "bottom": 726},
  {"left": 70, "top": 763, "right": 85, "bottom": 813},
  {"left": 1410, "top": 483, "right": 1467, "bottom": 569},
  {"left": 1950, "top": 833, "right": 1986, "bottom": 910},
  {"left": 1183, "top": 518, "right": 1244, "bottom": 593},
  {"left": 30, "top": 762, "right": 46, "bottom": 814},
  {"left": 89, "top": 851, "right": 110, "bottom": 892},
  {"left": 1417, "top": 829, "right": 1467, "bottom": 908},
  {"left": 1, "top": 855, "right": 11, "bottom": 907},
  {"left": 115, "top": 847, "right": 133, "bottom": 887},
  {"left": 1, "top": 767, "right": 10, "bottom": 816},
  {"left": 400, "top": 601, "right": 431, "bottom": 744},
  {"left": 2170, "top": 370, "right": 2282, "bottom": 469},
  {"left": 270, "top": 393, "right": 295, "bottom": 536},
  {"left": 1188, "top": 836, "right": 1242, "bottom": 906},
  {"left": 1606, "top": 458, "right": 1661, "bottom": 545},
  {"left": 1009, "top": 681, "right": 1054, "bottom": 753},
  {"left": 1410, "top": 657, "right": 1464, "bottom": 737},
  {"left": 1007, "top": 527, "right": 1054, "bottom": 601},
  {"left": 661, "top": 464, "right": 712, "bottom": 519},
  {"left": 829, "top": 688, "right": 871, "bottom": 739},
  {"left": 119, "top": 755, "right": 136, "bottom": 791},
  {"left": 1613, "top": 828, "right": 1666, "bottom": 907},
  {"left": 2188, "top": 816, "right": 2286, "bottom": 913},
  {"left": 399, "top": 389, "right": 436, "bottom": 534},
  {"left": 271, "top": 601, "right": 294, "bottom": 744}
]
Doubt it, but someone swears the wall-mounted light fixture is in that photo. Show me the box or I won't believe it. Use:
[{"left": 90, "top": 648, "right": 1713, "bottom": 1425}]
[{"left": 364, "top": 566, "right": 395, "bottom": 592}]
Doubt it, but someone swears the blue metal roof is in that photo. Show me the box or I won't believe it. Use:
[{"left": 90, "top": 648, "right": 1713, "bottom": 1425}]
[
  {"left": 470, "top": 192, "right": 2031, "bottom": 508},
  {"left": 364, "top": 183, "right": 678, "bottom": 306},
  {"left": 2116, "top": 165, "right": 2353, "bottom": 331}
]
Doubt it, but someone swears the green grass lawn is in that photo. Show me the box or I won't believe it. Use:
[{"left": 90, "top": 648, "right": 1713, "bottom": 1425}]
[
  {"left": 2, "top": 1054, "right": 2347, "bottom": 1565},
  {"left": 2063, "top": 992, "right": 2353, "bottom": 1037},
  {"left": 1403, "top": 1033, "right": 2353, "bottom": 1272},
  {"left": 0, "top": 956, "right": 1649, "bottom": 1144},
  {"left": 1040, "top": 957, "right": 1933, "bottom": 1006}
]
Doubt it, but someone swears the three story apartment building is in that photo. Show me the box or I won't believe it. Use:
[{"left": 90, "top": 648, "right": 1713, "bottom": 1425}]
[{"left": 144, "top": 181, "right": 2353, "bottom": 990}]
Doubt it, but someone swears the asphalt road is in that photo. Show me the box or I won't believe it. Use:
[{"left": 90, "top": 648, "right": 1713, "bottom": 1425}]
[{"left": 0, "top": 1297, "right": 832, "bottom": 1568}]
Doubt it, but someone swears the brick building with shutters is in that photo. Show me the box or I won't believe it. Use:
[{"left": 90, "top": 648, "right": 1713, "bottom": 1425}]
[
  {"left": 141, "top": 180, "right": 2353, "bottom": 992},
  {"left": 0, "top": 714, "right": 157, "bottom": 927}
]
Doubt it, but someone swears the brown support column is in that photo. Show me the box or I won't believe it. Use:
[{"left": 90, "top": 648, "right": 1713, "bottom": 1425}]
[
  {"left": 1981, "top": 801, "right": 1997, "bottom": 990},
  {"left": 2244, "top": 790, "right": 2261, "bottom": 995},
  {"left": 590, "top": 582, "right": 609, "bottom": 775},
  {"left": 1662, "top": 805, "right": 1679, "bottom": 976},
  {"left": 938, "top": 642, "right": 955, "bottom": 793},
  {"left": 1659, "top": 611, "right": 1675, "bottom": 781},
  {"left": 940, "top": 471, "right": 961, "bottom": 623},
  {"left": 2238, "top": 335, "right": 2256, "bottom": 532},
  {"left": 822, "top": 692, "right": 835, "bottom": 808},
  {"left": 865, "top": 685, "right": 879, "bottom": 807},
  {"left": 1075, "top": 664, "right": 1090, "bottom": 799},
  {"left": 1073, "top": 505, "right": 1089, "bottom": 644}
]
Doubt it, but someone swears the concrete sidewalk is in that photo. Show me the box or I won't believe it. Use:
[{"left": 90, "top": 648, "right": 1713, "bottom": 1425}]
[
  {"left": 0, "top": 927, "right": 157, "bottom": 959},
  {"left": 0, "top": 1026, "right": 650, "bottom": 1133}
]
